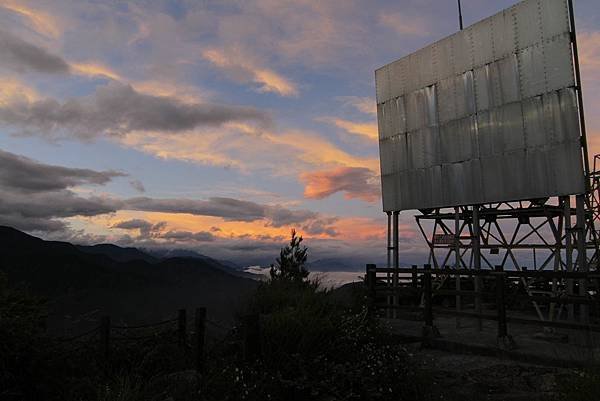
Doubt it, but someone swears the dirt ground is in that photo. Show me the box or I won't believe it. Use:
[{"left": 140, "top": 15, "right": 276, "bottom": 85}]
[{"left": 406, "top": 344, "right": 576, "bottom": 401}]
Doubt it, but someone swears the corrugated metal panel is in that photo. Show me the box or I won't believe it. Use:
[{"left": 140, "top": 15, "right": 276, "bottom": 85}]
[
  {"left": 500, "top": 102, "right": 525, "bottom": 151},
  {"left": 375, "top": 0, "right": 582, "bottom": 211},
  {"left": 407, "top": 130, "right": 425, "bottom": 169},
  {"left": 518, "top": 44, "right": 546, "bottom": 98},
  {"left": 545, "top": 33, "right": 575, "bottom": 92},
  {"left": 388, "top": 58, "right": 408, "bottom": 100},
  {"left": 381, "top": 173, "right": 397, "bottom": 211},
  {"left": 471, "top": 17, "right": 494, "bottom": 68},
  {"left": 541, "top": 0, "right": 570, "bottom": 41},
  {"left": 498, "top": 54, "right": 520, "bottom": 104},
  {"left": 557, "top": 87, "right": 580, "bottom": 142},
  {"left": 375, "top": 66, "right": 390, "bottom": 104},
  {"left": 422, "top": 126, "right": 440, "bottom": 168},
  {"left": 440, "top": 116, "right": 476, "bottom": 163},
  {"left": 437, "top": 77, "right": 456, "bottom": 123},
  {"left": 491, "top": 8, "right": 516, "bottom": 59},
  {"left": 452, "top": 29, "right": 472, "bottom": 75},
  {"left": 515, "top": 0, "right": 542, "bottom": 49},
  {"left": 523, "top": 95, "right": 545, "bottom": 148},
  {"left": 430, "top": 165, "right": 443, "bottom": 206},
  {"left": 475, "top": 64, "right": 491, "bottom": 112},
  {"left": 434, "top": 37, "right": 454, "bottom": 82},
  {"left": 455, "top": 71, "right": 476, "bottom": 118}
]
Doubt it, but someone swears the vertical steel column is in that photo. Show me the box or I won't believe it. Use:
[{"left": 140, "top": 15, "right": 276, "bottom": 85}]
[
  {"left": 563, "top": 196, "right": 575, "bottom": 321},
  {"left": 472, "top": 205, "right": 482, "bottom": 331},
  {"left": 392, "top": 211, "right": 400, "bottom": 318},
  {"left": 386, "top": 211, "right": 392, "bottom": 318},
  {"left": 568, "top": 0, "right": 591, "bottom": 185},
  {"left": 455, "top": 207, "right": 461, "bottom": 328},
  {"left": 576, "top": 194, "right": 589, "bottom": 323}
]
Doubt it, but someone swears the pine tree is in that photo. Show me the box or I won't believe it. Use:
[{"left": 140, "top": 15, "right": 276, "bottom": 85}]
[{"left": 270, "top": 229, "right": 309, "bottom": 283}]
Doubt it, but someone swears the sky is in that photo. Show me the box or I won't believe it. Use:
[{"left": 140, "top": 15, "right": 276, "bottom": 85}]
[{"left": 0, "top": 0, "right": 599, "bottom": 268}]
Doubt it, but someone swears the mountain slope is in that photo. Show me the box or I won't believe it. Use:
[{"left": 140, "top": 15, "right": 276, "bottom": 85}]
[{"left": 0, "top": 226, "right": 258, "bottom": 334}]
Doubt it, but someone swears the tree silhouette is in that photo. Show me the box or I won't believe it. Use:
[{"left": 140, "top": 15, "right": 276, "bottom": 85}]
[{"left": 270, "top": 229, "right": 309, "bottom": 283}]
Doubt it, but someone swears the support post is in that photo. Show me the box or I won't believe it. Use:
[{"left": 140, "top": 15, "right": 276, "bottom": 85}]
[
  {"left": 576, "top": 194, "right": 589, "bottom": 323},
  {"left": 177, "top": 309, "right": 187, "bottom": 349},
  {"left": 495, "top": 266, "right": 515, "bottom": 349},
  {"left": 423, "top": 266, "right": 433, "bottom": 327},
  {"left": 386, "top": 211, "right": 392, "bottom": 317},
  {"left": 422, "top": 264, "right": 439, "bottom": 340},
  {"left": 473, "top": 205, "right": 482, "bottom": 331},
  {"left": 392, "top": 211, "right": 400, "bottom": 318},
  {"left": 411, "top": 265, "right": 418, "bottom": 288},
  {"left": 455, "top": 207, "right": 461, "bottom": 328},
  {"left": 100, "top": 315, "right": 110, "bottom": 373},
  {"left": 563, "top": 196, "right": 575, "bottom": 321},
  {"left": 366, "top": 264, "right": 377, "bottom": 315},
  {"left": 194, "top": 307, "right": 206, "bottom": 374}
]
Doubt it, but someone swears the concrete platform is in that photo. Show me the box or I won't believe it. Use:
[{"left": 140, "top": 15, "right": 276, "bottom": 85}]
[{"left": 382, "top": 310, "right": 600, "bottom": 368}]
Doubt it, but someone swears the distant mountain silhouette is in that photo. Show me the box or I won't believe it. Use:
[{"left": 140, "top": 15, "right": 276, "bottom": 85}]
[
  {"left": 0, "top": 226, "right": 258, "bottom": 335},
  {"left": 147, "top": 248, "right": 242, "bottom": 270},
  {"left": 77, "top": 243, "right": 159, "bottom": 263}
]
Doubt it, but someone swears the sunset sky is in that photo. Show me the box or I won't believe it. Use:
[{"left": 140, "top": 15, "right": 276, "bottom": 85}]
[{"left": 0, "top": 0, "right": 599, "bottom": 267}]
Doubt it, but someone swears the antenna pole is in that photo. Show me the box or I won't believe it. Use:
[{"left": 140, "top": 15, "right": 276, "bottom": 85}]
[{"left": 458, "top": 0, "right": 464, "bottom": 30}]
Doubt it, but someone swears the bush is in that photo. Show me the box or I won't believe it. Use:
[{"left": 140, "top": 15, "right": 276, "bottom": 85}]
[{"left": 203, "top": 278, "right": 428, "bottom": 401}]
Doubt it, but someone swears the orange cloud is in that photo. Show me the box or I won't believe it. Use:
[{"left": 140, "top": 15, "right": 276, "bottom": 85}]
[
  {"left": 320, "top": 117, "right": 378, "bottom": 141},
  {"left": 0, "top": 77, "right": 39, "bottom": 104},
  {"left": 0, "top": 0, "right": 61, "bottom": 38},
  {"left": 579, "top": 31, "right": 600, "bottom": 83},
  {"left": 71, "top": 62, "right": 122, "bottom": 81},
  {"left": 203, "top": 48, "right": 298, "bottom": 97},
  {"left": 301, "top": 166, "right": 380, "bottom": 202},
  {"left": 120, "top": 124, "right": 379, "bottom": 176},
  {"left": 337, "top": 96, "right": 377, "bottom": 116}
]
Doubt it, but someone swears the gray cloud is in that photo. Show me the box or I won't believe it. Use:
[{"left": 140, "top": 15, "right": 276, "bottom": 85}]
[
  {"left": 0, "top": 83, "right": 271, "bottom": 140},
  {"left": 129, "top": 179, "right": 146, "bottom": 193},
  {"left": 0, "top": 29, "right": 71, "bottom": 74},
  {"left": 0, "top": 149, "right": 125, "bottom": 192},
  {"left": 160, "top": 230, "right": 215, "bottom": 242},
  {"left": 0, "top": 149, "right": 337, "bottom": 239}
]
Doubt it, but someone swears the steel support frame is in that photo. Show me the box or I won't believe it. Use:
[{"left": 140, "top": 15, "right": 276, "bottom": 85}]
[{"left": 413, "top": 197, "right": 598, "bottom": 323}]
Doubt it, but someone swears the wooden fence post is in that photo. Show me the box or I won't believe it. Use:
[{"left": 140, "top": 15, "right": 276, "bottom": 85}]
[
  {"left": 178, "top": 309, "right": 187, "bottom": 349},
  {"left": 366, "top": 264, "right": 376, "bottom": 314},
  {"left": 194, "top": 307, "right": 206, "bottom": 373},
  {"left": 243, "top": 313, "right": 261, "bottom": 362},
  {"left": 495, "top": 266, "right": 515, "bottom": 349},
  {"left": 411, "top": 265, "right": 418, "bottom": 289},
  {"left": 423, "top": 265, "right": 433, "bottom": 327},
  {"left": 100, "top": 315, "right": 110, "bottom": 373}
]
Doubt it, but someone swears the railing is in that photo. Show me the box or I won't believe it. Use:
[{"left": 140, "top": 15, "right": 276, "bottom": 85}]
[{"left": 365, "top": 264, "right": 600, "bottom": 342}]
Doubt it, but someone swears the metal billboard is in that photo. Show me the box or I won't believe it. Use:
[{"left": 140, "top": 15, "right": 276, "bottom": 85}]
[{"left": 376, "top": 0, "right": 586, "bottom": 212}]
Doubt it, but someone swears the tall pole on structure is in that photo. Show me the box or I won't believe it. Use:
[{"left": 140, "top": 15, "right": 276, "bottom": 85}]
[
  {"left": 567, "top": 0, "right": 590, "bottom": 184},
  {"left": 457, "top": 0, "right": 464, "bottom": 30}
]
